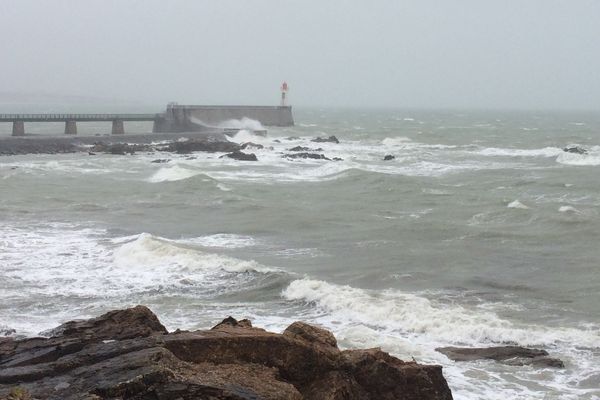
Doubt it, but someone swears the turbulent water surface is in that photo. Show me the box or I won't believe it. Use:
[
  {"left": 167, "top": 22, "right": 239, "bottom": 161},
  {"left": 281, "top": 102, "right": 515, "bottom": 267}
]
[{"left": 1, "top": 108, "right": 599, "bottom": 399}]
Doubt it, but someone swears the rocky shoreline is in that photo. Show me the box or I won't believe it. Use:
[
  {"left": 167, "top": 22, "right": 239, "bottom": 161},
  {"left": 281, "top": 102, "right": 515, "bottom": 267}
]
[{"left": 0, "top": 306, "right": 453, "bottom": 400}]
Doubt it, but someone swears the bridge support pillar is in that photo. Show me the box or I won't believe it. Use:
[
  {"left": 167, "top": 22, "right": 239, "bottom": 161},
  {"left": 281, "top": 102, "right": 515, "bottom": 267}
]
[
  {"left": 64, "top": 120, "right": 77, "bottom": 135},
  {"left": 12, "top": 121, "right": 25, "bottom": 136},
  {"left": 111, "top": 119, "right": 124, "bottom": 135}
]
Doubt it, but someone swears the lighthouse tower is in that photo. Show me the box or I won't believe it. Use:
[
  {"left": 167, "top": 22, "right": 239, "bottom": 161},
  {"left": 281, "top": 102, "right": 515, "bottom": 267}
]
[{"left": 280, "top": 81, "right": 289, "bottom": 106}]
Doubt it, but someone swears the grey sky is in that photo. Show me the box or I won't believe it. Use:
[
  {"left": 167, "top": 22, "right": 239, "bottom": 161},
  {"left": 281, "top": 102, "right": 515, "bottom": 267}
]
[{"left": 1, "top": 0, "right": 599, "bottom": 110}]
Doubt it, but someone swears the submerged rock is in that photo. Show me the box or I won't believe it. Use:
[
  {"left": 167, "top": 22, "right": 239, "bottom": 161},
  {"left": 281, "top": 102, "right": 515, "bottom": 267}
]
[
  {"left": 0, "top": 307, "right": 453, "bottom": 400},
  {"left": 563, "top": 145, "right": 587, "bottom": 155},
  {"left": 219, "top": 150, "right": 258, "bottom": 161},
  {"left": 240, "top": 142, "right": 264, "bottom": 150},
  {"left": 284, "top": 152, "right": 331, "bottom": 160},
  {"left": 436, "top": 346, "right": 564, "bottom": 368},
  {"left": 383, "top": 154, "right": 395, "bottom": 161},
  {"left": 288, "top": 146, "right": 323, "bottom": 152},
  {"left": 312, "top": 135, "right": 339, "bottom": 144},
  {"left": 163, "top": 139, "right": 240, "bottom": 154},
  {"left": 150, "top": 158, "right": 170, "bottom": 163}
]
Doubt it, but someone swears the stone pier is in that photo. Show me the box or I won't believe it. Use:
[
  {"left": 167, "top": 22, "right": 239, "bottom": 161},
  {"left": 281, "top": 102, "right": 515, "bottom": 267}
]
[
  {"left": 111, "top": 119, "right": 124, "bottom": 135},
  {"left": 64, "top": 120, "right": 77, "bottom": 135},
  {"left": 12, "top": 121, "right": 25, "bottom": 136}
]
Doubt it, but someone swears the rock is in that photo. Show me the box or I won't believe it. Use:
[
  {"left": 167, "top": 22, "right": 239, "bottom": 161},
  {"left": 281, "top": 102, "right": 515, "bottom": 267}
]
[
  {"left": 332, "top": 157, "right": 344, "bottom": 161},
  {"left": 90, "top": 142, "right": 148, "bottom": 155},
  {"left": 288, "top": 146, "right": 323, "bottom": 152},
  {"left": 383, "top": 154, "right": 395, "bottom": 161},
  {"left": 312, "top": 135, "right": 340, "bottom": 144},
  {"left": 163, "top": 139, "right": 240, "bottom": 154},
  {"left": 563, "top": 145, "right": 587, "bottom": 155},
  {"left": 0, "top": 306, "right": 453, "bottom": 400},
  {"left": 87, "top": 152, "right": 96, "bottom": 156},
  {"left": 284, "top": 153, "right": 331, "bottom": 161},
  {"left": 219, "top": 151, "right": 258, "bottom": 161},
  {"left": 240, "top": 142, "right": 264, "bottom": 150},
  {"left": 150, "top": 158, "right": 170, "bottom": 163},
  {"left": 436, "top": 346, "right": 564, "bottom": 368}
]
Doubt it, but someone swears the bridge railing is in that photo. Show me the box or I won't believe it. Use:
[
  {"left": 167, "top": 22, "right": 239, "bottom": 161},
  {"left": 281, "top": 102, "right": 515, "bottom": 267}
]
[{"left": 0, "top": 113, "right": 163, "bottom": 121}]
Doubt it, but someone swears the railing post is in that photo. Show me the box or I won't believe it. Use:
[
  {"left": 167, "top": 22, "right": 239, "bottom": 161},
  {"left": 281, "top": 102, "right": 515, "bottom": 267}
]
[
  {"left": 111, "top": 119, "right": 124, "bottom": 135},
  {"left": 64, "top": 120, "right": 77, "bottom": 135},
  {"left": 12, "top": 121, "right": 25, "bottom": 136}
]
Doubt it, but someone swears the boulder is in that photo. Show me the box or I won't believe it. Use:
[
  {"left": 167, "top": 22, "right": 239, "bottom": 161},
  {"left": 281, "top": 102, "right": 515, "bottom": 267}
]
[
  {"left": 312, "top": 135, "right": 339, "bottom": 144},
  {"left": 150, "top": 159, "right": 170, "bottom": 163},
  {"left": 163, "top": 139, "right": 240, "bottom": 154},
  {"left": 563, "top": 145, "right": 587, "bottom": 155},
  {"left": 288, "top": 146, "right": 323, "bottom": 152},
  {"left": 436, "top": 346, "right": 564, "bottom": 368},
  {"left": 383, "top": 155, "right": 395, "bottom": 161},
  {"left": 0, "top": 307, "right": 453, "bottom": 400},
  {"left": 219, "top": 151, "right": 258, "bottom": 161},
  {"left": 284, "top": 153, "right": 331, "bottom": 161}
]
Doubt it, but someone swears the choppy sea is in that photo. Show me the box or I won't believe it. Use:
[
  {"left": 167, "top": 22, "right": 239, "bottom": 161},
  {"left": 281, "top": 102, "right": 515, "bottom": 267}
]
[{"left": 1, "top": 108, "right": 599, "bottom": 399}]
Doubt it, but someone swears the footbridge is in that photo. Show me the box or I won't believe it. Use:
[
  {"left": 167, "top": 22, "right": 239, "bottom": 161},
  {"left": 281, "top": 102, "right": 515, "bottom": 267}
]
[
  {"left": 1, "top": 104, "right": 294, "bottom": 136},
  {"left": 0, "top": 113, "right": 162, "bottom": 136}
]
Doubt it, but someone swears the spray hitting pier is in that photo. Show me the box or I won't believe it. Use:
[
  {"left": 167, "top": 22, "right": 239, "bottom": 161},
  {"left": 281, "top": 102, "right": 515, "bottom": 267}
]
[{"left": 0, "top": 105, "right": 294, "bottom": 136}]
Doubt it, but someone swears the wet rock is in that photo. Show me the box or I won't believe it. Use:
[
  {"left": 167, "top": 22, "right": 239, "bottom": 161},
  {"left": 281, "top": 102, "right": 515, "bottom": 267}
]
[
  {"left": 0, "top": 306, "right": 453, "bottom": 400},
  {"left": 150, "top": 158, "right": 170, "bottom": 163},
  {"left": 219, "top": 150, "right": 258, "bottom": 161},
  {"left": 312, "top": 135, "right": 340, "bottom": 144},
  {"left": 284, "top": 153, "right": 331, "bottom": 160},
  {"left": 383, "top": 154, "right": 395, "bottom": 161},
  {"left": 332, "top": 157, "right": 344, "bottom": 161},
  {"left": 87, "top": 152, "right": 96, "bottom": 156},
  {"left": 436, "top": 346, "right": 564, "bottom": 368},
  {"left": 288, "top": 146, "right": 323, "bottom": 152},
  {"left": 163, "top": 139, "right": 240, "bottom": 154},
  {"left": 563, "top": 145, "right": 587, "bottom": 155},
  {"left": 90, "top": 142, "right": 148, "bottom": 155},
  {"left": 240, "top": 142, "right": 264, "bottom": 150}
]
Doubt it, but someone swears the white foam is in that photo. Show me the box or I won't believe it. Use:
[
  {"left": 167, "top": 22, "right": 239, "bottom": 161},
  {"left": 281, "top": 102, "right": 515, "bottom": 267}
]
[
  {"left": 477, "top": 147, "right": 562, "bottom": 157},
  {"left": 558, "top": 205, "right": 581, "bottom": 214},
  {"left": 507, "top": 200, "right": 529, "bottom": 209},
  {"left": 218, "top": 117, "right": 265, "bottom": 131},
  {"left": 282, "top": 278, "right": 600, "bottom": 349},
  {"left": 182, "top": 234, "right": 257, "bottom": 249},
  {"left": 556, "top": 149, "right": 600, "bottom": 166},
  {"left": 147, "top": 164, "right": 205, "bottom": 182},
  {"left": 114, "top": 233, "right": 274, "bottom": 273}
]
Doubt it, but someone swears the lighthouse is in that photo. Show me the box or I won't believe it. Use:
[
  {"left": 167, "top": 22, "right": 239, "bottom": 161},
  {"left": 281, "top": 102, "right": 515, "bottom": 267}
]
[{"left": 280, "top": 81, "right": 289, "bottom": 106}]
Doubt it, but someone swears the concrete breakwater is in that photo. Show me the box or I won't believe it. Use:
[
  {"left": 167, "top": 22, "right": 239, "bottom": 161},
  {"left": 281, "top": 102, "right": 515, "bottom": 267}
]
[{"left": 1, "top": 104, "right": 294, "bottom": 136}]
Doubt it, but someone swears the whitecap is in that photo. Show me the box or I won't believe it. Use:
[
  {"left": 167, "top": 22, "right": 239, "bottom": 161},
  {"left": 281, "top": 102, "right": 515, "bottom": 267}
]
[
  {"left": 507, "top": 200, "right": 529, "bottom": 209},
  {"left": 147, "top": 164, "right": 205, "bottom": 182}
]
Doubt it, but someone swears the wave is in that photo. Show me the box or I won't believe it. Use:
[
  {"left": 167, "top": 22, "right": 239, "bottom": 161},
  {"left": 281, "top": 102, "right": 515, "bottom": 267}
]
[
  {"left": 114, "top": 233, "right": 276, "bottom": 273},
  {"left": 556, "top": 148, "right": 600, "bottom": 166},
  {"left": 282, "top": 278, "right": 600, "bottom": 348},
  {"left": 507, "top": 200, "right": 529, "bottom": 209},
  {"left": 476, "top": 147, "right": 562, "bottom": 157},
  {"left": 147, "top": 164, "right": 209, "bottom": 183}
]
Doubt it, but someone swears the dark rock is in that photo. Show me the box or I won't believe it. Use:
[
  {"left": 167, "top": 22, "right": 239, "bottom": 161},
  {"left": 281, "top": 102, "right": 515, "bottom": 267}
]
[
  {"left": 288, "top": 146, "right": 323, "bottom": 152},
  {"left": 312, "top": 135, "right": 339, "bottom": 144},
  {"left": 150, "top": 159, "right": 170, "bottom": 163},
  {"left": 240, "top": 142, "right": 264, "bottom": 150},
  {"left": 163, "top": 139, "right": 240, "bottom": 154},
  {"left": 332, "top": 157, "right": 343, "bottom": 161},
  {"left": 219, "top": 151, "right": 258, "bottom": 161},
  {"left": 436, "top": 346, "right": 564, "bottom": 368},
  {"left": 90, "top": 142, "right": 148, "bottom": 155},
  {"left": 383, "top": 154, "right": 395, "bottom": 161},
  {"left": 0, "top": 307, "right": 453, "bottom": 400},
  {"left": 87, "top": 152, "right": 96, "bottom": 156},
  {"left": 563, "top": 145, "right": 587, "bottom": 155},
  {"left": 286, "top": 136, "right": 301, "bottom": 140},
  {"left": 284, "top": 153, "right": 331, "bottom": 161},
  {"left": 273, "top": 139, "right": 281, "bottom": 143}
]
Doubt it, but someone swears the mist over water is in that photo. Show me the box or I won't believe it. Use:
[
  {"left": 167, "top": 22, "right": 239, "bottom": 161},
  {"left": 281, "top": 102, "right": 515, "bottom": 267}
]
[{"left": 1, "top": 108, "right": 600, "bottom": 399}]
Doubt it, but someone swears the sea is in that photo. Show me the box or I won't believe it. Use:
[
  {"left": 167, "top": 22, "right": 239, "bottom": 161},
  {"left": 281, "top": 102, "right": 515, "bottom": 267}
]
[{"left": 1, "top": 108, "right": 599, "bottom": 399}]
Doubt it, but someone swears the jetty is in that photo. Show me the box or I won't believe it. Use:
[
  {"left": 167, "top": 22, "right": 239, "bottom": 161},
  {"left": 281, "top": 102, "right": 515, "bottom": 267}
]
[{"left": 0, "top": 104, "right": 294, "bottom": 136}]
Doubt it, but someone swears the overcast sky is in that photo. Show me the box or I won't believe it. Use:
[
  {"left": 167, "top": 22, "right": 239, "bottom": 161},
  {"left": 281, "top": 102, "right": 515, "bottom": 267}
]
[{"left": 1, "top": 1, "right": 599, "bottom": 110}]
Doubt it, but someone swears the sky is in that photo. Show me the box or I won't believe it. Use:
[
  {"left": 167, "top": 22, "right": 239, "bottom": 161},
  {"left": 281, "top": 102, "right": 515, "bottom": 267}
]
[{"left": 0, "top": 0, "right": 599, "bottom": 110}]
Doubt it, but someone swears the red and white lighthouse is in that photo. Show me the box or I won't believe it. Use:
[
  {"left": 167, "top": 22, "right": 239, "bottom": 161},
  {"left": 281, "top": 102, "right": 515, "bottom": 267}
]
[{"left": 280, "top": 81, "right": 289, "bottom": 106}]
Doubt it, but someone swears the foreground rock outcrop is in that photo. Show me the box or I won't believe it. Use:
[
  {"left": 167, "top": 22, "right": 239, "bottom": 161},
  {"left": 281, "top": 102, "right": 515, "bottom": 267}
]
[{"left": 0, "top": 306, "right": 453, "bottom": 400}]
